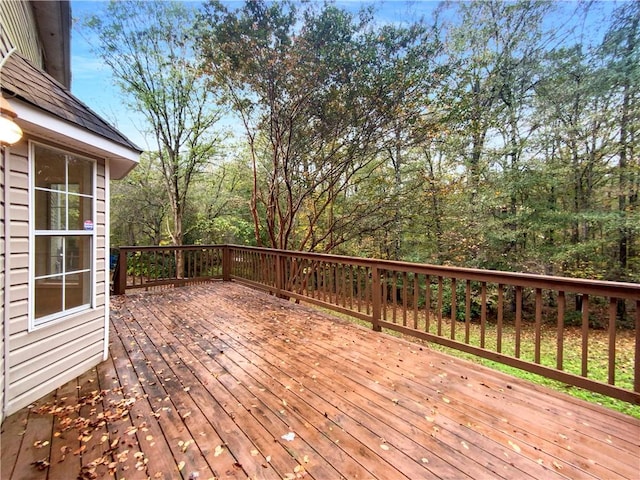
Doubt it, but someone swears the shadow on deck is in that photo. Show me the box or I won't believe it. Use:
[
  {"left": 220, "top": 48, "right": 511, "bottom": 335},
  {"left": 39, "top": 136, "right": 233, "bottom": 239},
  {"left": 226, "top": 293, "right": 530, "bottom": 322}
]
[{"left": 2, "top": 283, "right": 639, "bottom": 479}]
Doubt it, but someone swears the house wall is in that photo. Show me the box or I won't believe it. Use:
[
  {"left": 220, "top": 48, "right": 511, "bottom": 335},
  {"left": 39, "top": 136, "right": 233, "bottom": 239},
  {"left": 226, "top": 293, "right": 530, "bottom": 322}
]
[
  {"left": 0, "top": 1, "right": 43, "bottom": 69},
  {"left": 1, "top": 149, "right": 5, "bottom": 424},
  {"left": 3, "top": 137, "right": 109, "bottom": 417}
]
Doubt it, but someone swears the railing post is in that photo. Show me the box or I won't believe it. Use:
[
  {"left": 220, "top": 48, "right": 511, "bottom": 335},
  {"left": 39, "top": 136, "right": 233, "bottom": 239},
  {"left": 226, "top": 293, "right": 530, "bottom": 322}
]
[
  {"left": 222, "top": 245, "right": 231, "bottom": 282},
  {"left": 114, "top": 248, "right": 127, "bottom": 295},
  {"left": 372, "top": 265, "right": 382, "bottom": 332}
]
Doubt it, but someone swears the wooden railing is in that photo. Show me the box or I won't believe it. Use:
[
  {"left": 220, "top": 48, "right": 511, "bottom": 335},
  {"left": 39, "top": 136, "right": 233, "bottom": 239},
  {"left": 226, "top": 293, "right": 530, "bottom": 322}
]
[
  {"left": 113, "top": 244, "right": 640, "bottom": 404},
  {"left": 112, "top": 245, "right": 225, "bottom": 295}
]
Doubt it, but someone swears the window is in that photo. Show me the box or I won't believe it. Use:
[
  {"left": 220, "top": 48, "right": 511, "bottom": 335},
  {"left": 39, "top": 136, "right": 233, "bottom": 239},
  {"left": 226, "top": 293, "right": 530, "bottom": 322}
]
[{"left": 31, "top": 143, "right": 95, "bottom": 325}]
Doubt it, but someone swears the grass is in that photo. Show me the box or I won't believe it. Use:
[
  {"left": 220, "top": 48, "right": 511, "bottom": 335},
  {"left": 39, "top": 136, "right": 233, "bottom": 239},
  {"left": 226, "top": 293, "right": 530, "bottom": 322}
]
[{"left": 304, "top": 301, "right": 640, "bottom": 419}]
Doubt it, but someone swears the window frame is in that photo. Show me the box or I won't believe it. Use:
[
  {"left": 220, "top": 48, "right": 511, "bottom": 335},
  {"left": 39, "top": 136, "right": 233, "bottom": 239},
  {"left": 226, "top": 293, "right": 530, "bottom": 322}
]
[{"left": 28, "top": 141, "right": 97, "bottom": 329}]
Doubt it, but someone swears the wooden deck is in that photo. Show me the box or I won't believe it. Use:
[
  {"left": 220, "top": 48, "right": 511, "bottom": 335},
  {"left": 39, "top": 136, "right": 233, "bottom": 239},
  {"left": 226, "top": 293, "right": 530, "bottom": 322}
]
[{"left": 2, "top": 283, "right": 639, "bottom": 480}]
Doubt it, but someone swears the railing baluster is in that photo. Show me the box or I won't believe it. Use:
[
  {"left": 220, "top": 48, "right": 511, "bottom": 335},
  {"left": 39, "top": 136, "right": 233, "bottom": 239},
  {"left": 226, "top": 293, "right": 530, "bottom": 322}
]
[
  {"left": 515, "top": 286, "right": 522, "bottom": 358},
  {"left": 557, "top": 291, "right": 565, "bottom": 370},
  {"left": 402, "top": 271, "right": 408, "bottom": 327},
  {"left": 392, "top": 271, "right": 398, "bottom": 324},
  {"left": 437, "top": 276, "right": 443, "bottom": 337},
  {"left": 465, "top": 280, "right": 471, "bottom": 344},
  {"left": 382, "top": 270, "right": 388, "bottom": 322},
  {"left": 480, "top": 282, "right": 487, "bottom": 349},
  {"left": 497, "top": 284, "right": 503, "bottom": 353},
  {"left": 635, "top": 299, "right": 639, "bottom": 393},
  {"left": 535, "top": 288, "right": 542, "bottom": 364},
  {"left": 608, "top": 297, "right": 617, "bottom": 385},
  {"left": 425, "top": 275, "right": 431, "bottom": 333},
  {"left": 413, "top": 273, "right": 419, "bottom": 330},
  {"left": 450, "top": 278, "right": 456, "bottom": 340},
  {"left": 582, "top": 294, "right": 590, "bottom": 378}
]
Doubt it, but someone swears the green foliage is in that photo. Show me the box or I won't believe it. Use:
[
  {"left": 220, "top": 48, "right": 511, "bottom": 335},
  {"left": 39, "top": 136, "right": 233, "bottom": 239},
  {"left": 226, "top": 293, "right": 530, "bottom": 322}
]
[{"left": 100, "top": 1, "right": 639, "bottom": 286}]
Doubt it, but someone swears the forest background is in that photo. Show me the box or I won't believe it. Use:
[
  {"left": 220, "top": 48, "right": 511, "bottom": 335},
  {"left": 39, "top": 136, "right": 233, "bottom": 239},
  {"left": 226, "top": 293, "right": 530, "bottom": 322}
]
[{"left": 82, "top": 0, "right": 640, "bottom": 284}]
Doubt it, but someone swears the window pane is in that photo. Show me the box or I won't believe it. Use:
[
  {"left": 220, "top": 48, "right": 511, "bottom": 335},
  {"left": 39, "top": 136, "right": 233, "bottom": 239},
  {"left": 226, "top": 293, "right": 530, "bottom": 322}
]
[
  {"left": 65, "top": 236, "right": 91, "bottom": 272},
  {"left": 35, "top": 189, "right": 67, "bottom": 231},
  {"left": 68, "top": 195, "right": 93, "bottom": 230},
  {"left": 65, "top": 272, "right": 90, "bottom": 310},
  {"left": 35, "top": 276, "right": 63, "bottom": 319},
  {"left": 34, "top": 145, "right": 65, "bottom": 189},
  {"left": 35, "top": 236, "right": 64, "bottom": 277},
  {"left": 68, "top": 157, "right": 93, "bottom": 195}
]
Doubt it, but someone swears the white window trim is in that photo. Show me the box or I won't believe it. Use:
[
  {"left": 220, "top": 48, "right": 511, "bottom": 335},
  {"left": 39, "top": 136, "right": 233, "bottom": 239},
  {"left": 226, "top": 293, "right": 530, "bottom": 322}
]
[{"left": 28, "top": 141, "right": 98, "bottom": 331}]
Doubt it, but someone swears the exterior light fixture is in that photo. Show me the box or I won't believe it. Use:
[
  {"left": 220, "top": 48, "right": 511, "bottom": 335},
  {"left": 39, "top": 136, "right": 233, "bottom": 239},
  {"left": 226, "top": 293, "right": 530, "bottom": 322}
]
[{"left": 0, "top": 96, "right": 23, "bottom": 145}]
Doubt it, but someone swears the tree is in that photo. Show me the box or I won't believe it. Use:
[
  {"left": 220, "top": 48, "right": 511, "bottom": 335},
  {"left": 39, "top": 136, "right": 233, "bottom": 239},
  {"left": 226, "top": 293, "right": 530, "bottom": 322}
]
[
  {"left": 197, "top": 0, "right": 441, "bottom": 252},
  {"left": 600, "top": 1, "right": 640, "bottom": 284},
  {"left": 85, "top": 0, "right": 223, "bottom": 273},
  {"left": 110, "top": 153, "right": 168, "bottom": 246}
]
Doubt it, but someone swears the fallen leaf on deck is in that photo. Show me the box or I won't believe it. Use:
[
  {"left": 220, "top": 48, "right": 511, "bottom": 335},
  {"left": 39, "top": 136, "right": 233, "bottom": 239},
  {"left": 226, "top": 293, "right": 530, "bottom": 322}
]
[
  {"left": 442, "top": 397, "right": 450, "bottom": 404},
  {"left": 178, "top": 460, "right": 186, "bottom": 471},
  {"left": 214, "top": 445, "right": 224, "bottom": 457},
  {"left": 380, "top": 444, "right": 390, "bottom": 451},
  {"left": 553, "top": 461, "right": 563, "bottom": 470},
  {"left": 281, "top": 432, "right": 296, "bottom": 442},
  {"left": 250, "top": 449, "right": 259, "bottom": 456},
  {"left": 461, "top": 441, "right": 469, "bottom": 450},
  {"left": 32, "top": 459, "right": 50, "bottom": 470},
  {"left": 421, "top": 457, "right": 429, "bottom": 463},
  {"left": 508, "top": 440, "right": 521, "bottom": 453}
]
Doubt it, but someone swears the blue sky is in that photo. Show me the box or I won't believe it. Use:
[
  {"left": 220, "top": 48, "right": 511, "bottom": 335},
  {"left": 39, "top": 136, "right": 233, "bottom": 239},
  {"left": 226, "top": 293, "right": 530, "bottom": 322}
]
[
  {"left": 69, "top": 0, "right": 618, "bottom": 150},
  {"left": 70, "top": 0, "right": 442, "bottom": 149}
]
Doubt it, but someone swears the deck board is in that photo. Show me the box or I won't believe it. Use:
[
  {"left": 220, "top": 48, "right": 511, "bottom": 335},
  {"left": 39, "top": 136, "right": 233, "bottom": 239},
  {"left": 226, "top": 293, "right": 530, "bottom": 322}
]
[{"left": 1, "top": 282, "right": 639, "bottom": 479}]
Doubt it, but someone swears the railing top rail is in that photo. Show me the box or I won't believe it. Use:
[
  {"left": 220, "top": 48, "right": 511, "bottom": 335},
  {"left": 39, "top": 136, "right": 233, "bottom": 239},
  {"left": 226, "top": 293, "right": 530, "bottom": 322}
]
[
  {"left": 116, "top": 244, "right": 640, "bottom": 299},
  {"left": 119, "top": 245, "right": 225, "bottom": 252},
  {"left": 227, "top": 245, "right": 640, "bottom": 299}
]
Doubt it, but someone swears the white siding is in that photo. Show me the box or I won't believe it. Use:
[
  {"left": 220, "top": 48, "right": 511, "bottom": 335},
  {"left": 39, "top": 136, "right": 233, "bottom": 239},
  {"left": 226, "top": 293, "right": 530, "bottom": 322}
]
[
  {"left": 0, "top": 1, "right": 43, "bottom": 68},
  {"left": 3, "top": 137, "right": 108, "bottom": 417},
  {"left": 1, "top": 148, "right": 5, "bottom": 423}
]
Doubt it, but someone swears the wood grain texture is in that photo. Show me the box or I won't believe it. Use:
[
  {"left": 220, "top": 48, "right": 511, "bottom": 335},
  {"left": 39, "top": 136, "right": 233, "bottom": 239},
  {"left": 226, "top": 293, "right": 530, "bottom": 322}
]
[{"left": 2, "top": 282, "right": 639, "bottom": 479}]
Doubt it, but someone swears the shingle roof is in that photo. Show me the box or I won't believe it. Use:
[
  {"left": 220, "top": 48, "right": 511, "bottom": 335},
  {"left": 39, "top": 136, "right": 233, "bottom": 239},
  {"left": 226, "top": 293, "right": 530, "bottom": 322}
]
[{"left": 0, "top": 52, "right": 141, "bottom": 153}]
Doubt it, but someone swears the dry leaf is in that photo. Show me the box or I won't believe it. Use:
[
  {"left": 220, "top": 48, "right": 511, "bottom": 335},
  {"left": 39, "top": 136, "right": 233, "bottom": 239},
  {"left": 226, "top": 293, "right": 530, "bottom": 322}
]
[
  {"left": 508, "top": 440, "right": 521, "bottom": 453},
  {"left": 250, "top": 449, "right": 259, "bottom": 457},
  {"left": 214, "top": 445, "right": 224, "bottom": 457},
  {"left": 281, "top": 432, "right": 295, "bottom": 442},
  {"left": 380, "top": 444, "right": 390, "bottom": 451},
  {"left": 421, "top": 458, "right": 429, "bottom": 464},
  {"left": 178, "top": 460, "right": 186, "bottom": 471},
  {"left": 461, "top": 441, "right": 469, "bottom": 450}
]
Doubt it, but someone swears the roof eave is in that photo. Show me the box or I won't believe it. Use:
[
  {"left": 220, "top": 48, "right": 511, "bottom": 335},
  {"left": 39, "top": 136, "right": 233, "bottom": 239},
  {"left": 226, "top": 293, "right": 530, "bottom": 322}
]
[
  {"left": 9, "top": 98, "right": 140, "bottom": 179},
  {"left": 30, "top": 0, "right": 72, "bottom": 88}
]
